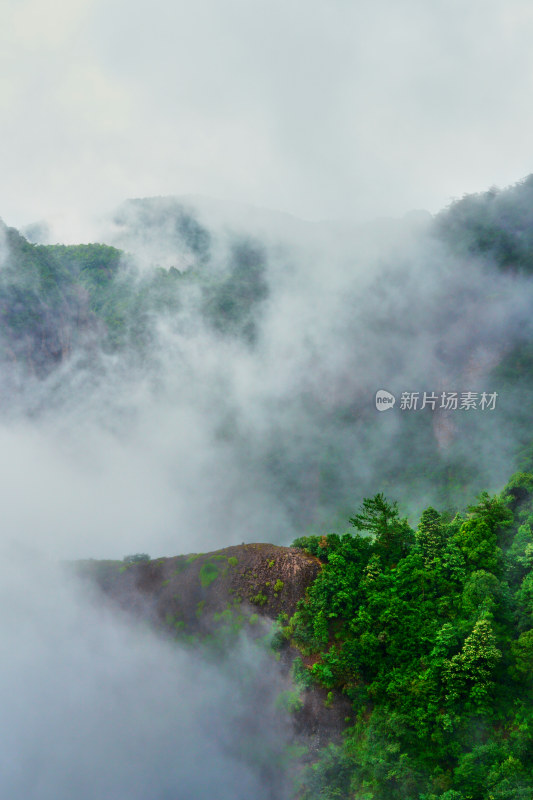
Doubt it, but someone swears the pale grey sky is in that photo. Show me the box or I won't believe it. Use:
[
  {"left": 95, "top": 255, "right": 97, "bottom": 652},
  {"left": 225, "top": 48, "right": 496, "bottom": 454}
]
[{"left": 1, "top": 0, "right": 533, "bottom": 234}]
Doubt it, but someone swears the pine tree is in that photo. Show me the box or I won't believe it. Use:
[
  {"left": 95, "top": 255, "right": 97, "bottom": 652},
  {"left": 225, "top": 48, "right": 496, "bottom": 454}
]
[{"left": 416, "top": 507, "right": 447, "bottom": 565}]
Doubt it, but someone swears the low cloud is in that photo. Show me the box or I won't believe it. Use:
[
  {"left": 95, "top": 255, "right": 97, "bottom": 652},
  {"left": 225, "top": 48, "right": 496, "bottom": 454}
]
[{"left": 0, "top": 551, "right": 292, "bottom": 799}]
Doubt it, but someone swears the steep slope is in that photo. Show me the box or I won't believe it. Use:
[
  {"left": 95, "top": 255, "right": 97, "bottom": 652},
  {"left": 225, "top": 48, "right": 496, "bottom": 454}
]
[
  {"left": 78, "top": 543, "right": 321, "bottom": 634},
  {"left": 76, "top": 543, "right": 351, "bottom": 754},
  {"left": 3, "top": 176, "right": 533, "bottom": 537}
]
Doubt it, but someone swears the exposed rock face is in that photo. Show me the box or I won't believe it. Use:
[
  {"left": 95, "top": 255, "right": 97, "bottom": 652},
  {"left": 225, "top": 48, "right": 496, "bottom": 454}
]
[
  {"left": 76, "top": 544, "right": 350, "bottom": 756},
  {"left": 78, "top": 543, "right": 321, "bottom": 633}
]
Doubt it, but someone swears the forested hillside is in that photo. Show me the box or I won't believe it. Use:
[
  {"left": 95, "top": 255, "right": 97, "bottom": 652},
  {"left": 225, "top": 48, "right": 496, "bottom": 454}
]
[
  {"left": 1, "top": 178, "right": 533, "bottom": 798},
  {"left": 2, "top": 178, "right": 533, "bottom": 534},
  {"left": 78, "top": 471, "right": 533, "bottom": 799},
  {"left": 287, "top": 472, "right": 533, "bottom": 799}
]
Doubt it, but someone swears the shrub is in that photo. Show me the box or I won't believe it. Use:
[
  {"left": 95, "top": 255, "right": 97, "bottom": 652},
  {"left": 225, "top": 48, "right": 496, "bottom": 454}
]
[
  {"left": 250, "top": 590, "right": 267, "bottom": 606},
  {"left": 199, "top": 562, "right": 219, "bottom": 588},
  {"left": 123, "top": 553, "right": 150, "bottom": 564}
]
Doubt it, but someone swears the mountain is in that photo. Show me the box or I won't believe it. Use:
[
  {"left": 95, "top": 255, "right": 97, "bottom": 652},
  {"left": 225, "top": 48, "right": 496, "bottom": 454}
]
[
  {"left": 75, "top": 543, "right": 348, "bottom": 754},
  {"left": 1, "top": 177, "right": 533, "bottom": 539},
  {"left": 74, "top": 469, "right": 533, "bottom": 799},
  {"left": 1, "top": 176, "right": 533, "bottom": 798}
]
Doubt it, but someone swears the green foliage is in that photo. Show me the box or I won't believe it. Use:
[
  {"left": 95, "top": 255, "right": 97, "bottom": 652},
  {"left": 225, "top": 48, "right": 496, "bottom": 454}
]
[
  {"left": 275, "top": 689, "right": 303, "bottom": 714},
  {"left": 3, "top": 206, "right": 533, "bottom": 529},
  {"left": 227, "top": 556, "right": 238, "bottom": 566},
  {"left": 199, "top": 562, "right": 219, "bottom": 589},
  {"left": 0, "top": 225, "right": 187, "bottom": 370},
  {"left": 511, "top": 629, "right": 533, "bottom": 680},
  {"left": 502, "top": 472, "right": 533, "bottom": 510},
  {"left": 201, "top": 239, "right": 269, "bottom": 343},
  {"left": 434, "top": 174, "right": 533, "bottom": 273},
  {"left": 196, "top": 600, "right": 206, "bottom": 619},
  {"left": 452, "top": 519, "right": 502, "bottom": 574},
  {"left": 123, "top": 553, "right": 150, "bottom": 564},
  {"left": 416, "top": 507, "right": 447, "bottom": 564},
  {"left": 173, "top": 559, "right": 189, "bottom": 574},
  {"left": 460, "top": 570, "right": 501, "bottom": 617},
  {"left": 350, "top": 493, "right": 415, "bottom": 565},
  {"left": 294, "top": 479, "right": 533, "bottom": 799},
  {"left": 516, "top": 572, "right": 533, "bottom": 629},
  {"left": 250, "top": 590, "right": 267, "bottom": 607},
  {"left": 443, "top": 617, "right": 502, "bottom": 711}
]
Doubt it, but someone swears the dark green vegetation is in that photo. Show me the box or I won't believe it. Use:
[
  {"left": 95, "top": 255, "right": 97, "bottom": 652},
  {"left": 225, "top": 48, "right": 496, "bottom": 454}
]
[
  {"left": 287, "top": 473, "right": 533, "bottom": 799},
  {"left": 201, "top": 238, "right": 269, "bottom": 343},
  {"left": 0, "top": 224, "right": 187, "bottom": 368},
  {"left": 0, "top": 215, "right": 269, "bottom": 370},
  {"left": 2, "top": 177, "right": 533, "bottom": 527},
  {"left": 74, "top": 476, "right": 533, "bottom": 799},
  {"left": 8, "top": 177, "right": 530, "bottom": 798},
  {"left": 123, "top": 553, "right": 150, "bottom": 564},
  {"left": 78, "top": 476, "right": 533, "bottom": 799},
  {"left": 435, "top": 174, "right": 533, "bottom": 273}
]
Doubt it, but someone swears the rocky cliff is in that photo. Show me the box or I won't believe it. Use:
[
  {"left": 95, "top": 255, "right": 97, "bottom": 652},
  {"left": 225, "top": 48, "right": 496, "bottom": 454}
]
[{"left": 76, "top": 542, "right": 351, "bottom": 756}]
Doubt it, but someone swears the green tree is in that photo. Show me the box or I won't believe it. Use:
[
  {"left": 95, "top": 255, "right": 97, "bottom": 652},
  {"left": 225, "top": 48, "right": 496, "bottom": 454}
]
[
  {"left": 452, "top": 519, "right": 502, "bottom": 575},
  {"left": 444, "top": 618, "right": 502, "bottom": 710},
  {"left": 416, "top": 507, "right": 447, "bottom": 564},
  {"left": 350, "top": 493, "right": 414, "bottom": 565}
]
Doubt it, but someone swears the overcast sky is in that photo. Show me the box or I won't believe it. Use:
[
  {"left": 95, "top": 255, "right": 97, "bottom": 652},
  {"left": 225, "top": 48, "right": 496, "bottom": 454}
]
[{"left": 1, "top": 0, "right": 533, "bottom": 234}]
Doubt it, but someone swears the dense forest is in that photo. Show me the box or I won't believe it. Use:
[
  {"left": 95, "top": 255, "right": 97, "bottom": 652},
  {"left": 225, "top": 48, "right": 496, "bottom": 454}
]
[
  {"left": 286, "top": 471, "right": 533, "bottom": 798},
  {"left": 78, "top": 470, "right": 533, "bottom": 799}
]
